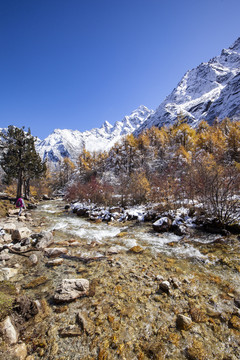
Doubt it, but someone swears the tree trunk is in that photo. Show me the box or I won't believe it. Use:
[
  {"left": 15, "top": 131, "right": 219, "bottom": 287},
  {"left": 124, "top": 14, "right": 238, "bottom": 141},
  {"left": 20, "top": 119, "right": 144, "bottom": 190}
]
[{"left": 17, "top": 169, "right": 23, "bottom": 198}]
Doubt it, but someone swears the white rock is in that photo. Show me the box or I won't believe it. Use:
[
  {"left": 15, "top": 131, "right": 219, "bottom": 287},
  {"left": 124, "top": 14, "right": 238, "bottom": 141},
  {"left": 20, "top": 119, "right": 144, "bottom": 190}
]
[
  {"left": 0, "top": 267, "right": 19, "bottom": 281},
  {"left": 1, "top": 316, "right": 18, "bottom": 344},
  {"left": 47, "top": 258, "right": 64, "bottom": 266},
  {"left": 3, "top": 223, "right": 16, "bottom": 234},
  {"left": 54, "top": 278, "right": 89, "bottom": 303},
  {"left": 12, "top": 343, "right": 28, "bottom": 360},
  {"left": 28, "top": 254, "right": 38, "bottom": 265},
  {"left": 44, "top": 248, "right": 68, "bottom": 257}
]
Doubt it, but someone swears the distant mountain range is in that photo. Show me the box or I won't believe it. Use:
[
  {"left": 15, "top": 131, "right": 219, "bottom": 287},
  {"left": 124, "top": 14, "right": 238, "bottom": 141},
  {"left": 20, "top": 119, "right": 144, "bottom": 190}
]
[{"left": 36, "top": 105, "right": 153, "bottom": 164}]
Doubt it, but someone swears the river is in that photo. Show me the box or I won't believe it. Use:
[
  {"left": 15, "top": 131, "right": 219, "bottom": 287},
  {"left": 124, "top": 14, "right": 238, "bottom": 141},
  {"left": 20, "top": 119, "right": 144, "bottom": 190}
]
[{"left": 8, "top": 200, "right": 240, "bottom": 359}]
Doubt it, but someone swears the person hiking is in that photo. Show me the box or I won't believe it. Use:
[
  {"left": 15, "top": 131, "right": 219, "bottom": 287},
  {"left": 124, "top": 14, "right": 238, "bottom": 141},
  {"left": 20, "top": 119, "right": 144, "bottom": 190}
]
[{"left": 16, "top": 197, "right": 26, "bottom": 216}]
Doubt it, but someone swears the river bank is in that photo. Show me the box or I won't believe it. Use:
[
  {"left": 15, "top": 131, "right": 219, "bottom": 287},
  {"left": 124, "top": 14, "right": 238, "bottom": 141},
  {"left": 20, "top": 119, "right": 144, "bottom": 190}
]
[{"left": 0, "top": 200, "right": 240, "bottom": 359}]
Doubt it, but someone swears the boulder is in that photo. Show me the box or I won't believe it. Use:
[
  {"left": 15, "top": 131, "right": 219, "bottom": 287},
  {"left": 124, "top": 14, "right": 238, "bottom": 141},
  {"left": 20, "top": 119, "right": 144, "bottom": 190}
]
[
  {"left": 153, "top": 217, "right": 172, "bottom": 232},
  {"left": 144, "top": 210, "right": 157, "bottom": 222},
  {"left": 176, "top": 314, "right": 192, "bottom": 330},
  {"left": 46, "top": 258, "right": 64, "bottom": 267},
  {"left": 76, "top": 208, "right": 88, "bottom": 217},
  {"left": 11, "top": 229, "right": 21, "bottom": 242},
  {"left": 107, "top": 246, "right": 120, "bottom": 255},
  {"left": 42, "top": 194, "right": 51, "bottom": 200},
  {"left": 54, "top": 279, "right": 89, "bottom": 303},
  {"left": 34, "top": 231, "right": 54, "bottom": 249},
  {"left": 159, "top": 280, "right": 171, "bottom": 294},
  {"left": 12, "top": 343, "right": 28, "bottom": 360},
  {"left": 8, "top": 209, "right": 19, "bottom": 216},
  {"left": 11, "top": 227, "right": 31, "bottom": 243},
  {"left": 76, "top": 312, "right": 95, "bottom": 335},
  {"left": 0, "top": 267, "right": 19, "bottom": 281},
  {"left": 28, "top": 254, "right": 38, "bottom": 265},
  {"left": 44, "top": 248, "right": 68, "bottom": 258},
  {"left": 128, "top": 246, "right": 144, "bottom": 254},
  {"left": 3, "top": 223, "right": 16, "bottom": 234},
  {"left": 1, "top": 316, "right": 18, "bottom": 344}
]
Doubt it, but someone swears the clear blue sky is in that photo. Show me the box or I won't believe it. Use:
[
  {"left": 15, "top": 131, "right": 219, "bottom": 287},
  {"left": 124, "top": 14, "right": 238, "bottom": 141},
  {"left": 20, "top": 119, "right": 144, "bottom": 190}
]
[{"left": 0, "top": 0, "right": 239, "bottom": 139}]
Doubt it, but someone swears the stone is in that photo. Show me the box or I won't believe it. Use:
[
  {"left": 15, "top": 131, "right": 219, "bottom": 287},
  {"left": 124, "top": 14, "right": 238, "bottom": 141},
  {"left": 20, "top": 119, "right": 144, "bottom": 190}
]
[
  {"left": 76, "top": 208, "right": 88, "bottom": 217},
  {"left": 59, "top": 325, "right": 82, "bottom": 337},
  {"left": 176, "top": 314, "right": 192, "bottom": 330},
  {"left": 3, "top": 223, "right": 16, "bottom": 234},
  {"left": 11, "top": 227, "right": 31, "bottom": 243},
  {"left": 42, "top": 194, "right": 50, "bottom": 200},
  {"left": 34, "top": 231, "right": 54, "bottom": 249},
  {"left": 14, "top": 296, "right": 39, "bottom": 321},
  {"left": 28, "top": 254, "right": 38, "bottom": 265},
  {"left": 159, "top": 280, "right": 171, "bottom": 294},
  {"left": 0, "top": 267, "right": 19, "bottom": 281},
  {"left": 128, "top": 245, "right": 144, "bottom": 253},
  {"left": 11, "top": 230, "right": 21, "bottom": 242},
  {"left": 0, "top": 250, "right": 11, "bottom": 261},
  {"left": 76, "top": 312, "right": 95, "bottom": 335},
  {"left": 54, "top": 278, "right": 90, "bottom": 303},
  {"left": 12, "top": 343, "right": 28, "bottom": 360},
  {"left": 8, "top": 209, "right": 19, "bottom": 216},
  {"left": 234, "top": 298, "right": 240, "bottom": 308},
  {"left": 107, "top": 246, "right": 120, "bottom": 255},
  {"left": 153, "top": 217, "right": 172, "bottom": 233},
  {"left": 44, "top": 247, "right": 68, "bottom": 257},
  {"left": 1, "top": 316, "right": 18, "bottom": 344},
  {"left": 47, "top": 258, "right": 64, "bottom": 266}
]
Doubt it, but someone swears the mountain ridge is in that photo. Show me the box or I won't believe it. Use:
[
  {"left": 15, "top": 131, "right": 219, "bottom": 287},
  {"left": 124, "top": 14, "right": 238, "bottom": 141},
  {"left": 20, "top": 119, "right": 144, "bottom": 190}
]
[
  {"left": 36, "top": 105, "right": 153, "bottom": 164},
  {"left": 136, "top": 37, "right": 240, "bottom": 134}
]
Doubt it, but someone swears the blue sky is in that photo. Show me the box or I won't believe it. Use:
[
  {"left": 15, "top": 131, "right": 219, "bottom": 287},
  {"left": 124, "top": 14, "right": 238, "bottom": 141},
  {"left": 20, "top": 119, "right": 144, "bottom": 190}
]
[{"left": 0, "top": 0, "right": 239, "bottom": 139}]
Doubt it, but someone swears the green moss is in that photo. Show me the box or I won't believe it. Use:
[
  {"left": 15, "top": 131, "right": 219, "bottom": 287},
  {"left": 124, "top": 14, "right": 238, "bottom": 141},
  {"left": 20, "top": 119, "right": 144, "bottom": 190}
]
[{"left": 0, "top": 281, "right": 18, "bottom": 321}]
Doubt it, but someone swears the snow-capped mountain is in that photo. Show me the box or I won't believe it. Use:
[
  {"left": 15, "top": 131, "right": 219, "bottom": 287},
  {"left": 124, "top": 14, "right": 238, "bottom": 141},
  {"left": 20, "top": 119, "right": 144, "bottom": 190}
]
[
  {"left": 36, "top": 105, "right": 153, "bottom": 164},
  {"left": 137, "top": 37, "right": 240, "bottom": 133}
]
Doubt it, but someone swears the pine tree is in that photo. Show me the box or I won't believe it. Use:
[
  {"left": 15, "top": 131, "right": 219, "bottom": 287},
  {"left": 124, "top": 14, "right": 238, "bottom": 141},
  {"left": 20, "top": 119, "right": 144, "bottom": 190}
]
[{"left": 0, "top": 126, "right": 46, "bottom": 199}]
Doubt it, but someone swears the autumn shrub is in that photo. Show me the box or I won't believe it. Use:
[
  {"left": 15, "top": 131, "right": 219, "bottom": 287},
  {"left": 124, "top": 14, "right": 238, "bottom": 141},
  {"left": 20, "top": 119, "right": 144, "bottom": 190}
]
[
  {"left": 190, "top": 155, "right": 240, "bottom": 225},
  {"left": 65, "top": 177, "right": 114, "bottom": 205}
]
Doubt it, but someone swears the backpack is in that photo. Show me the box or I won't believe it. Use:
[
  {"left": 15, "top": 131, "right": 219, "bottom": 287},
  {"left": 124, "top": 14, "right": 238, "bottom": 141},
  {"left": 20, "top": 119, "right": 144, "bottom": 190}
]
[{"left": 16, "top": 198, "right": 23, "bottom": 208}]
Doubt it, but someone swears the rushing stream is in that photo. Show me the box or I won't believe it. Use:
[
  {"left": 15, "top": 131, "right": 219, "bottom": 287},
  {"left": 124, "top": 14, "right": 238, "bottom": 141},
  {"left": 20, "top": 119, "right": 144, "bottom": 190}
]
[{"left": 5, "top": 200, "right": 240, "bottom": 359}]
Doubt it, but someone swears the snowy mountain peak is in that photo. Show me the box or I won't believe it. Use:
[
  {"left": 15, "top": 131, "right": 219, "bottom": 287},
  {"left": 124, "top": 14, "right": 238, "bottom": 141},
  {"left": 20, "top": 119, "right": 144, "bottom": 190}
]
[
  {"left": 36, "top": 105, "right": 153, "bottom": 165},
  {"left": 136, "top": 37, "right": 240, "bottom": 134},
  {"left": 229, "top": 37, "right": 240, "bottom": 51}
]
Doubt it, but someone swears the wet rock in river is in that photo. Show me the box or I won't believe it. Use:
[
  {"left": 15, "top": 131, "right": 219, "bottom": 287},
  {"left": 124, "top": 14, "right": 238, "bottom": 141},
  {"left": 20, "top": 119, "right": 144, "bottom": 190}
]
[
  {"left": 107, "top": 246, "right": 120, "bottom": 255},
  {"left": 234, "top": 298, "right": 240, "bottom": 308},
  {"left": 176, "top": 314, "right": 192, "bottom": 330},
  {"left": 153, "top": 217, "right": 172, "bottom": 233},
  {"left": 46, "top": 258, "right": 64, "bottom": 266},
  {"left": 44, "top": 247, "right": 68, "bottom": 257},
  {"left": 59, "top": 325, "right": 82, "bottom": 337},
  {"left": 128, "top": 245, "right": 144, "bottom": 253},
  {"left": 76, "top": 311, "right": 95, "bottom": 335},
  {"left": 28, "top": 254, "right": 38, "bottom": 265},
  {"left": 33, "top": 230, "right": 54, "bottom": 249},
  {"left": 54, "top": 278, "right": 89, "bottom": 303},
  {"left": 0, "top": 267, "right": 19, "bottom": 281},
  {"left": 158, "top": 280, "right": 171, "bottom": 295},
  {"left": 12, "top": 343, "right": 28, "bottom": 360}
]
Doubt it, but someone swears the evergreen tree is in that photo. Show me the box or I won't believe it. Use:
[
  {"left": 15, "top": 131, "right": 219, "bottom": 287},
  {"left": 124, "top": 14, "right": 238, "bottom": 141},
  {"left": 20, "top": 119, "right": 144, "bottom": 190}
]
[{"left": 0, "top": 126, "right": 46, "bottom": 198}]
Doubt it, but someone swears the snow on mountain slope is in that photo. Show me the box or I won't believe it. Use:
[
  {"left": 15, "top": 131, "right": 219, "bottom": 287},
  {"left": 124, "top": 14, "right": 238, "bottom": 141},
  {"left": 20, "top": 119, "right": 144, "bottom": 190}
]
[
  {"left": 137, "top": 37, "right": 240, "bottom": 133},
  {"left": 36, "top": 105, "right": 153, "bottom": 164}
]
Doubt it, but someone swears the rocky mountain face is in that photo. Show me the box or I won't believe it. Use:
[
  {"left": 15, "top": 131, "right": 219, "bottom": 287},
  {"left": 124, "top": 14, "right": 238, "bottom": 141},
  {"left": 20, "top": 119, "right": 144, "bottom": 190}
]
[
  {"left": 36, "top": 105, "right": 153, "bottom": 164},
  {"left": 136, "top": 37, "right": 240, "bottom": 134}
]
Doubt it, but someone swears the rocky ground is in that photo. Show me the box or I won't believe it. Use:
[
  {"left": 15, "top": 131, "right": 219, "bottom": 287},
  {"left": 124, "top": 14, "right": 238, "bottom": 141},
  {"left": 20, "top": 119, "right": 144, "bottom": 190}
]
[{"left": 0, "top": 203, "right": 240, "bottom": 359}]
